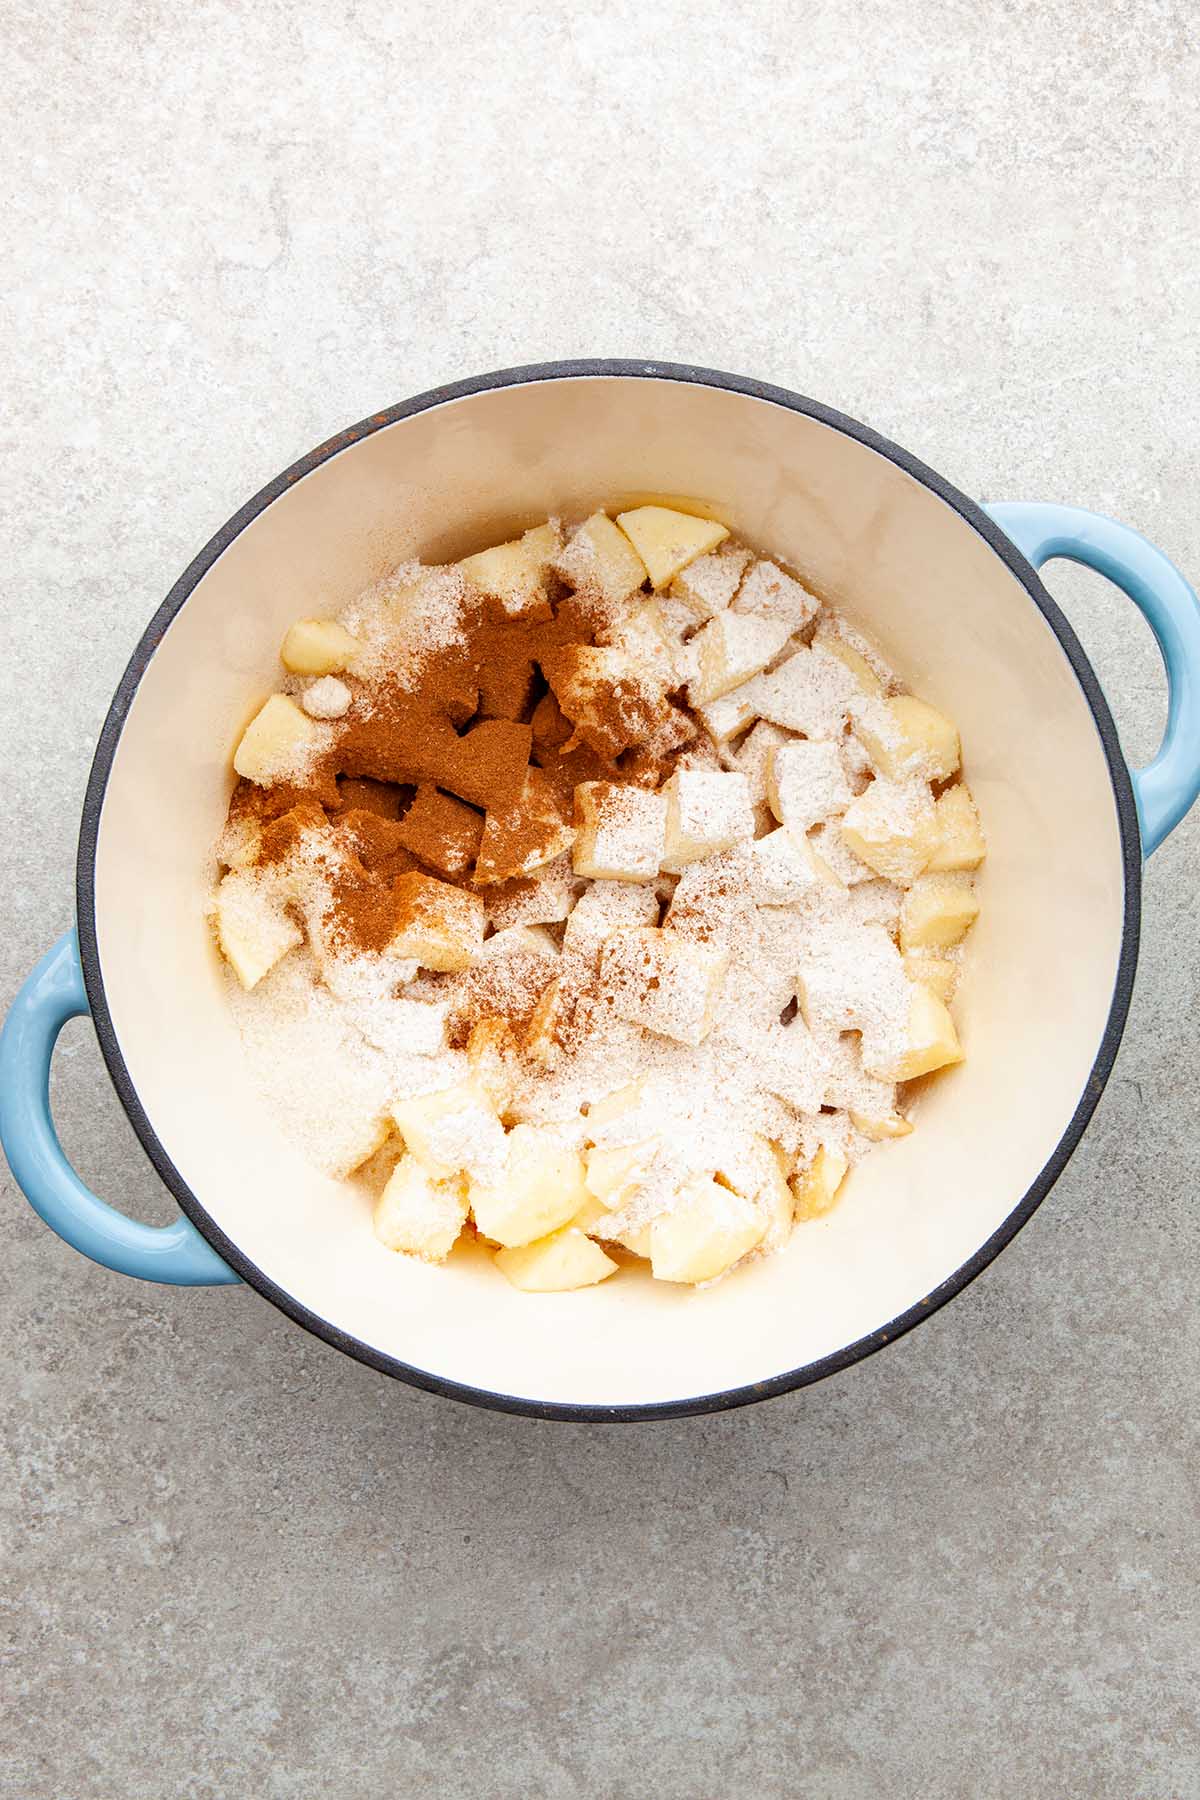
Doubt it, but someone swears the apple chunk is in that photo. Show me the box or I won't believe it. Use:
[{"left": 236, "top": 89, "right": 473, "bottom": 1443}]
[
  {"left": 649, "top": 1179, "right": 766, "bottom": 1284},
  {"left": 373, "top": 1154, "right": 468, "bottom": 1263},
  {"left": 615, "top": 506, "right": 729, "bottom": 589},
  {"left": 469, "top": 1122, "right": 590, "bottom": 1248},
  {"left": 494, "top": 1227, "right": 619, "bottom": 1292}
]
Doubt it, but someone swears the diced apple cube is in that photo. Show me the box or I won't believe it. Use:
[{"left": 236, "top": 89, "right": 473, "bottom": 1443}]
[
  {"left": 394, "top": 784, "right": 483, "bottom": 879},
  {"left": 584, "top": 1078, "right": 651, "bottom": 1135},
  {"left": 732, "top": 720, "right": 789, "bottom": 805},
  {"left": 572, "top": 781, "right": 667, "bottom": 882},
  {"left": 601, "top": 927, "right": 730, "bottom": 1046},
  {"left": 661, "top": 769, "right": 755, "bottom": 872},
  {"left": 649, "top": 1179, "right": 766, "bottom": 1284},
  {"left": 840, "top": 779, "right": 938, "bottom": 884},
  {"left": 853, "top": 695, "right": 961, "bottom": 782},
  {"left": 811, "top": 622, "right": 886, "bottom": 694},
  {"left": 474, "top": 767, "right": 575, "bottom": 886},
  {"left": 688, "top": 612, "right": 793, "bottom": 707},
  {"left": 584, "top": 1140, "right": 658, "bottom": 1209},
  {"left": 213, "top": 869, "right": 302, "bottom": 989},
  {"left": 373, "top": 1154, "right": 469, "bottom": 1263},
  {"left": 615, "top": 506, "right": 729, "bottom": 590},
  {"left": 546, "top": 643, "right": 688, "bottom": 760},
  {"left": 466, "top": 1015, "right": 522, "bottom": 1113},
  {"left": 280, "top": 618, "right": 361, "bottom": 676},
  {"left": 459, "top": 520, "right": 561, "bottom": 620},
  {"left": 791, "top": 1145, "right": 850, "bottom": 1221},
  {"left": 899, "top": 873, "right": 980, "bottom": 951},
  {"left": 554, "top": 510, "right": 648, "bottom": 609},
  {"left": 522, "top": 975, "right": 565, "bottom": 1068},
  {"left": 669, "top": 542, "right": 752, "bottom": 619},
  {"left": 744, "top": 826, "right": 841, "bottom": 906},
  {"left": 928, "top": 783, "right": 987, "bottom": 871},
  {"left": 767, "top": 739, "right": 854, "bottom": 833},
  {"left": 390, "top": 871, "right": 486, "bottom": 971},
  {"left": 796, "top": 921, "right": 909, "bottom": 1038},
  {"left": 903, "top": 953, "right": 959, "bottom": 1002},
  {"left": 392, "top": 1077, "right": 506, "bottom": 1182},
  {"left": 808, "top": 821, "right": 874, "bottom": 886},
  {"left": 848, "top": 1103, "right": 913, "bottom": 1141},
  {"left": 233, "top": 694, "right": 325, "bottom": 786},
  {"left": 470, "top": 1122, "right": 590, "bottom": 1248},
  {"left": 731, "top": 560, "right": 819, "bottom": 634},
  {"left": 696, "top": 689, "right": 759, "bottom": 746},
  {"left": 494, "top": 1226, "right": 618, "bottom": 1292},
  {"left": 739, "top": 645, "right": 858, "bottom": 740},
  {"left": 479, "top": 923, "right": 560, "bottom": 966},
  {"left": 720, "top": 1135, "right": 794, "bottom": 1253},
  {"left": 562, "top": 880, "right": 661, "bottom": 962},
  {"left": 570, "top": 1191, "right": 617, "bottom": 1235},
  {"left": 863, "top": 984, "right": 963, "bottom": 1082}
]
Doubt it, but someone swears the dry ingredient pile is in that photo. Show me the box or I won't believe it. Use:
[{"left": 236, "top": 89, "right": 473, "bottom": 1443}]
[{"left": 211, "top": 504, "right": 986, "bottom": 1292}]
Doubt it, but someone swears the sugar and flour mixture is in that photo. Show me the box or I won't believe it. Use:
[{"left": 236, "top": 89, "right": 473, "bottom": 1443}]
[{"left": 210, "top": 504, "right": 985, "bottom": 1291}]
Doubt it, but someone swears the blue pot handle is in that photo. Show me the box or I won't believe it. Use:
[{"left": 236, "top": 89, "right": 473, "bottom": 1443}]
[
  {"left": 0, "top": 928, "right": 238, "bottom": 1285},
  {"left": 985, "top": 502, "right": 1200, "bottom": 857}
]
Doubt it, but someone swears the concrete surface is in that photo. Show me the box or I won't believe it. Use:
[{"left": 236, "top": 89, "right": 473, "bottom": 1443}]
[{"left": 3, "top": 3, "right": 1198, "bottom": 1794}]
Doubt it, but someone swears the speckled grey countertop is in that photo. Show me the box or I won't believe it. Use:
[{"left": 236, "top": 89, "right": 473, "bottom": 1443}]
[{"left": 4, "top": 5, "right": 1198, "bottom": 1795}]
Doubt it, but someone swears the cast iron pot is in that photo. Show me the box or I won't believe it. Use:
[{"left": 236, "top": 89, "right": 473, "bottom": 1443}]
[{"left": 4, "top": 361, "right": 1200, "bottom": 1420}]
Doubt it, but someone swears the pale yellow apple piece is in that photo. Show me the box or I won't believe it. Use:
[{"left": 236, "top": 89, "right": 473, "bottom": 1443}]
[
  {"left": 695, "top": 689, "right": 759, "bottom": 746},
  {"left": 864, "top": 984, "right": 964, "bottom": 1082},
  {"left": 615, "top": 506, "right": 729, "bottom": 590},
  {"left": 721, "top": 1135, "right": 794, "bottom": 1253},
  {"left": 466, "top": 1015, "right": 522, "bottom": 1113},
  {"left": 233, "top": 693, "right": 324, "bottom": 785},
  {"left": 928, "top": 783, "right": 987, "bottom": 871},
  {"left": 522, "top": 975, "right": 565, "bottom": 1069},
  {"left": 744, "top": 827, "right": 841, "bottom": 905},
  {"left": 584, "top": 1079, "right": 651, "bottom": 1133},
  {"left": 811, "top": 622, "right": 886, "bottom": 694},
  {"left": 494, "top": 1226, "right": 619, "bottom": 1292},
  {"left": 280, "top": 618, "right": 362, "bottom": 676},
  {"left": 688, "top": 611, "right": 793, "bottom": 707},
  {"left": 661, "top": 768, "right": 755, "bottom": 871},
  {"left": 584, "top": 1140, "right": 658, "bottom": 1207},
  {"left": 791, "top": 1145, "right": 850, "bottom": 1221},
  {"left": 649, "top": 1179, "right": 766, "bottom": 1284},
  {"left": 570, "top": 1191, "right": 617, "bottom": 1235},
  {"left": 601, "top": 927, "right": 730, "bottom": 1047},
  {"left": 561, "top": 880, "right": 660, "bottom": 962},
  {"left": 670, "top": 543, "right": 752, "bottom": 619},
  {"left": 391, "top": 1077, "right": 506, "bottom": 1182},
  {"left": 555, "top": 511, "right": 648, "bottom": 608},
  {"left": 840, "top": 779, "right": 938, "bottom": 884},
  {"left": 731, "top": 560, "right": 819, "bottom": 634},
  {"left": 848, "top": 1104, "right": 914, "bottom": 1141},
  {"left": 853, "top": 695, "right": 961, "bottom": 782},
  {"left": 733, "top": 720, "right": 790, "bottom": 805},
  {"left": 459, "top": 521, "right": 561, "bottom": 619},
  {"left": 767, "top": 738, "right": 854, "bottom": 832},
  {"left": 373, "top": 1154, "right": 469, "bottom": 1263},
  {"left": 573, "top": 781, "right": 667, "bottom": 882},
  {"left": 899, "top": 873, "right": 980, "bottom": 952},
  {"left": 903, "top": 953, "right": 959, "bottom": 1002},
  {"left": 390, "top": 872, "right": 486, "bottom": 972},
  {"left": 469, "top": 1122, "right": 590, "bottom": 1248},
  {"left": 213, "top": 869, "right": 302, "bottom": 989}
]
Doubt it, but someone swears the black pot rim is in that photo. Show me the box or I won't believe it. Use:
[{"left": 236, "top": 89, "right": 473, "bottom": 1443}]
[{"left": 75, "top": 358, "right": 1142, "bottom": 1423}]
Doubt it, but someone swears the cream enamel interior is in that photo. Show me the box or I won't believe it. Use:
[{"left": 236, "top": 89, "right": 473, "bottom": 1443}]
[{"left": 90, "top": 376, "right": 1127, "bottom": 1410}]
